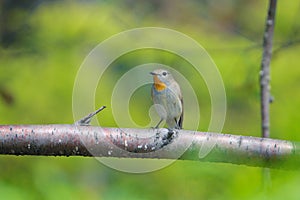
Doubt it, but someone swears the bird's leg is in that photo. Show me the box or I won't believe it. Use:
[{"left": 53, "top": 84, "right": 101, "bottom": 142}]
[
  {"left": 174, "top": 118, "right": 181, "bottom": 129},
  {"left": 154, "top": 118, "right": 163, "bottom": 128}
]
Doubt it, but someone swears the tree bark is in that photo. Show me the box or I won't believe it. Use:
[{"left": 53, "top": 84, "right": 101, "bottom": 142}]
[{"left": 0, "top": 125, "right": 299, "bottom": 170}]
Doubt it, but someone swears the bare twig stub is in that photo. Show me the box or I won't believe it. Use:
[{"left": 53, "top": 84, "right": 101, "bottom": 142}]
[
  {"left": 75, "top": 106, "right": 106, "bottom": 125},
  {"left": 260, "top": 0, "right": 277, "bottom": 138},
  {"left": 0, "top": 125, "right": 300, "bottom": 170}
]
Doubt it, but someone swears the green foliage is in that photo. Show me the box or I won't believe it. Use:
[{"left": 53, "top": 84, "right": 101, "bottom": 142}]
[{"left": 1, "top": 0, "right": 300, "bottom": 199}]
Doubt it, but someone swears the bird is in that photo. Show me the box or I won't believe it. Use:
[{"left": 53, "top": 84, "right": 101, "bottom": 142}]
[{"left": 150, "top": 69, "right": 183, "bottom": 129}]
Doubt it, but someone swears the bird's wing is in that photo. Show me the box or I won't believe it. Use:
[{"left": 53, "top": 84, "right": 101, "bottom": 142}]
[
  {"left": 170, "top": 81, "right": 183, "bottom": 129},
  {"left": 178, "top": 97, "right": 183, "bottom": 129}
]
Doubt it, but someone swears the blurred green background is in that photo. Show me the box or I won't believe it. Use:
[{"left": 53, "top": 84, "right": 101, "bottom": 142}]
[{"left": 1, "top": 0, "right": 300, "bottom": 199}]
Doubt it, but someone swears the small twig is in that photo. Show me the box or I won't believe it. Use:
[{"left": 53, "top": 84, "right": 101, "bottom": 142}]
[{"left": 75, "top": 106, "right": 106, "bottom": 125}]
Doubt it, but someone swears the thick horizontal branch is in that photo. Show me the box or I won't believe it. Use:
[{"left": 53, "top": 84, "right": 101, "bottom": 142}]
[{"left": 0, "top": 125, "right": 299, "bottom": 170}]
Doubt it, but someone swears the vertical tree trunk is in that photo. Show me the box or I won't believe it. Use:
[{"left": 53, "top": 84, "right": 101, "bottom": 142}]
[{"left": 260, "top": 0, "right": 277, "bottom": 190}]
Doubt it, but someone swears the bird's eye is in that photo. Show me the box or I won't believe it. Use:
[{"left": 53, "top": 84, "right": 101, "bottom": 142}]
[{"left": 162, "top": 72, "right": 167, "bottom": 76}]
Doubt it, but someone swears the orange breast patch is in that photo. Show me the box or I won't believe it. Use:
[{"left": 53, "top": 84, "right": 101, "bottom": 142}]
[{"left": 153, "top": 75, "right": 166, "bottom": 91}]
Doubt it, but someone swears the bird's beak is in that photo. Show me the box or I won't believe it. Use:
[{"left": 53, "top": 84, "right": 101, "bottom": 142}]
[{"left": 150, "top": 72, "right": 157, "bottom": 76}]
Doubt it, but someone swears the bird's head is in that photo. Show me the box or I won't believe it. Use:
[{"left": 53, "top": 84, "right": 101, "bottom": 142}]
[{"left": 150, "top": 69, "right": 175, "bottom": 91}]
